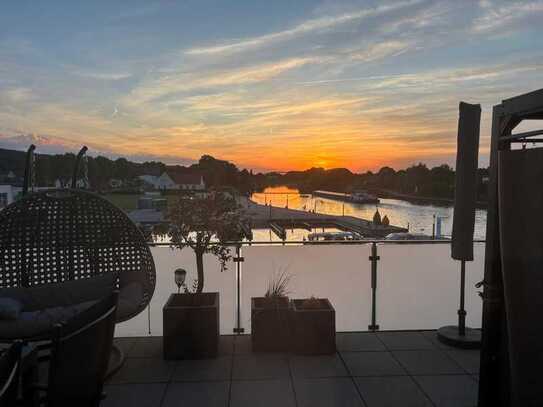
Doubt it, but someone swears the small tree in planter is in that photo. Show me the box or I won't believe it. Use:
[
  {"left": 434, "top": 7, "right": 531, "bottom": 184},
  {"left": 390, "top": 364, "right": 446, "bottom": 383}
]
[
  {"left": 168, "top": 191, "right": 246, "bottom": 293},
  {"left": 164, "top": 191, "right": 247, "bottom": 359},
  {"left": 290, "top": 296, "right": 336, "bottom": 355},
  {"left": 251, "top": 270, "right": 292, "bottom": 352}
]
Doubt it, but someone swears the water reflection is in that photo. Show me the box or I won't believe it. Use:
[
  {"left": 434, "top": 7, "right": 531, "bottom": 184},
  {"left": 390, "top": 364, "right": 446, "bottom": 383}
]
[{"left": 251, "top": 186, "right": 487, "bottom": 240}]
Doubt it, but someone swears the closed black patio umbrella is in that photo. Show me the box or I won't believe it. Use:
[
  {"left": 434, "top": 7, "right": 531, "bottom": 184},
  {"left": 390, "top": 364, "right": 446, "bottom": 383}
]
[{"left": 437, "top": 102, "right": 482, "bottom": 348}]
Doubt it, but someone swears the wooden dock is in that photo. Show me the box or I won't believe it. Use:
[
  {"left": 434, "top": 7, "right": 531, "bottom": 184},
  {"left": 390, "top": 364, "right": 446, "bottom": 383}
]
[{"left": 241, "top": 198, "right": 406, "bottom": 239}]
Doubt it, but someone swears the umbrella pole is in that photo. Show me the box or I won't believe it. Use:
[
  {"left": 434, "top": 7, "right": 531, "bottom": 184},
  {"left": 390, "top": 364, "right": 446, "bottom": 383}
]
[
  {"left": 458, "top": 260, "right": 466, "bottom": 336},
  {"left": 437, "top": 258, "right": 480, "bottom": 348}
]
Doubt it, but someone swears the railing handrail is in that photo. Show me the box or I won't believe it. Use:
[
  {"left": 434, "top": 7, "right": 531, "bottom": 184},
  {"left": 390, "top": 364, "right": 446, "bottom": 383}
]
[{"left": 147, "top": 239, "right": 485, "bottom": 247}]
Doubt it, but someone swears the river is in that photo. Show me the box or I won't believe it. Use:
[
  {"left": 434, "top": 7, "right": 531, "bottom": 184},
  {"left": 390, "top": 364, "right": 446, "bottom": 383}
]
[{"left": 250, "top": 186, "right": 487, "bottom": 241}]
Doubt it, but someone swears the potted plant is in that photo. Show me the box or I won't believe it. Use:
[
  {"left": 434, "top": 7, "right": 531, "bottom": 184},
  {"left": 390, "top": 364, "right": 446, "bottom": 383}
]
[
  {"left": 251, "top": 271, "right": 291, "bottom": 352},
  {"left": 164, "top": 191, "right": 247, "bottom": 359},
  {"left": 163, "top": 274, "right": 219, "bottom": 359},
  {"left": 290, "top": 296, "right": 336, "bottom": 355}
]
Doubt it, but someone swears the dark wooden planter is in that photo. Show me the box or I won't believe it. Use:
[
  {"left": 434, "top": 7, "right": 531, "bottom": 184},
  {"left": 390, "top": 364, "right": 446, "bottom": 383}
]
[
  {"left": 163, "top": 292, "right": 219, "bottom": 359},
  {"left": 251, "top": 297, "right": 290, "bottom": 352},
  {"left": 290, "top": 298, "right": 336, "bottom": 355}
]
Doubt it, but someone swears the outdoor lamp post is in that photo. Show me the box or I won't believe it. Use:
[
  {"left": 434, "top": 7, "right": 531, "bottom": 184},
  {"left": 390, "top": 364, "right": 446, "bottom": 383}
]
[{"left": 174, "top": 268, "right": 187, "bottom": 293}]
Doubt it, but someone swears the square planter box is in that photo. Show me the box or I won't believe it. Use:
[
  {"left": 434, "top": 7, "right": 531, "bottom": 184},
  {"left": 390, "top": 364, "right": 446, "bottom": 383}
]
[
  {"left": 251, "top": 297, "right": 291, "bottom": 352},
  {"left": 290, "top": 298, "right": 336, "bottom": 355},
  {"left": 163, "top": 292, "right": 219, "bottom": 359}
]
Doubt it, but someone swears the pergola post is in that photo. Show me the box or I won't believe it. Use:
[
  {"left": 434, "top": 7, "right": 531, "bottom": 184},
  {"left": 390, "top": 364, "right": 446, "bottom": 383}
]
[{"left": 479, "top": 88, "right": 543, "bottom": 406}]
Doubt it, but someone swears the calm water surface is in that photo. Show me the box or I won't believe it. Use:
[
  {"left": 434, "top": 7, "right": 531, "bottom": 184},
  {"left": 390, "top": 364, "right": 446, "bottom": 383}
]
[{"left": 250, "top": 186, "right": 487, "bottom": 240}]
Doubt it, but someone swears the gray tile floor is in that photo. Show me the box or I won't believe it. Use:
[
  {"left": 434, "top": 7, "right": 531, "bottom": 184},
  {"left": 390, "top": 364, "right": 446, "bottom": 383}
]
[{"left": 104, "top": 330, "right": 479, "bottom": 407}]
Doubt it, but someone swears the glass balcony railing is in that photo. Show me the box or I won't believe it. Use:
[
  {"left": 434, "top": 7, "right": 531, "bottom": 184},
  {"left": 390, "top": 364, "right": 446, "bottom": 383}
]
[{"left": 114, "top": 241, "right": 484, "bottom": 337}]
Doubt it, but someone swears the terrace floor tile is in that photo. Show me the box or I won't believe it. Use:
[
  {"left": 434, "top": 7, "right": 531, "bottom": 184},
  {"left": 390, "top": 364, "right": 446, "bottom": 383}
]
[
  {"left": 233, "top": 335, "right": 253, "bottom": 354},
  {"left": 414, "top": 375, "right": 478, "bottom": 407},
  {"left": 107, "top": 358, "right": 175, "bottom": 384},
  {"left": 230, "top": 379, "right": 296, "bottom": 407},
  {"left": 232, "top": 354, "right": 290, "bottom": 380},
  {"left": 219, "top": 335, "right": 235, "bottom": 355},
  {"left": 294, "top": 377, "right": 365, "bottom": 407},
  {"left": 162, "top": 381, "right": 229, "bottom": 407},
  {"left": 106, "top": 332, "right": 480, "bottom": 406},
  {"left": 289, "top": 354, "right": 349, "bottom": 378},
  {"left": 342, "top": 351, "right": 406, "bottom": 377},
  {"left": 172, "top": 355, "right": 232, "bottom": 382},
  {"left": 128, "top": 336, "right": 163, "bottom": 358},
  {"left": 102, "top": 383, "right": 166, "bottom": 407},
  {"left": 377, "top": 331, "right": 435, "bottom": 350},
  {"left": 393, "top": 350, "right": 465, "bottom": 375},
  {"left": 336, "top": 332, "right": 387, "bottom": 352},
  {"left": 420, "top": 331, "right": 458, "bottom": 350},
  {"left": 445, "top": 350, "right": 480, "bottom": 374},
  {"left": 355, "top": 376, "right": 433, "bottom": 407}
]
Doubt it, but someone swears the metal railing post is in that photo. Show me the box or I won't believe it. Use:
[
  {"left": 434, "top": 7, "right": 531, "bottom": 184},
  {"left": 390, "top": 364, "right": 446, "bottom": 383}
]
[
  {"left": 368, "top": 242, "right": 380, "bottom": 331},
  {"left": 233, "top": 245, "right": 245, "bottom": 334}
]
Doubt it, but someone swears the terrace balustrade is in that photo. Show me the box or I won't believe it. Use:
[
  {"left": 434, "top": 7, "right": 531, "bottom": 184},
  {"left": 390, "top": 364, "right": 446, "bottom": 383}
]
[{"left": 114, "top": 240, "right": 484, "bottom": 338}]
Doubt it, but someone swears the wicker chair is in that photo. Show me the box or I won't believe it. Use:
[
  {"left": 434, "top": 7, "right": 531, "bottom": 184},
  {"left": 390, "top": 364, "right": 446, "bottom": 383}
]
[
  {"left": 0, "top": 189, "right": 156, "bottom": 334},
  {"left": 35, "top": 291, "right": 119, "bottom": 406},
  {"left": 0, "top": 341, "right": 22, "bottom": 406}
]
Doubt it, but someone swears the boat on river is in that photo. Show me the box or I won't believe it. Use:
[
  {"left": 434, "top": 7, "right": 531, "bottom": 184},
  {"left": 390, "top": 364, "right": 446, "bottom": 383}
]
[
  {"left": 312, "top": 190, "right": 379, "bottom": 204},
  {"left": 385, "top": 232, "right": 450, "bottom": 241},
  {"left": 306, "top": 231, "right": 364, "bottom": 241}
]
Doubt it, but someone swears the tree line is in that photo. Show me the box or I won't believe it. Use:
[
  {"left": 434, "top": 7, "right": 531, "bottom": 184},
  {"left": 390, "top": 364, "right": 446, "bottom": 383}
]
[
  {"left": 0, "top": 149, "right": 254, "bottom": 194},
  {"left": 256, "top": 164, "right": 489, "bottom": 202},
  {"left": 0, "top": 148, "right": 489, "bottom": 201}
]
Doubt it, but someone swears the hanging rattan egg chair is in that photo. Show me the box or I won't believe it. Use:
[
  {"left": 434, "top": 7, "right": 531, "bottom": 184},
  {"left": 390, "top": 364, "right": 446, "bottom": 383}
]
[{"left": 0, "top": 188, "right": 156, "bottom": 333}]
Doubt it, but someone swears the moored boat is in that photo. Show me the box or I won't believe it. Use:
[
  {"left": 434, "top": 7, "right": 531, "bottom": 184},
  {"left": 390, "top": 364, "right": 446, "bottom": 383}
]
[
  {"left": 312, "top": 190, "right": 379, "bottom": 204},
  {"left": 306, "top": 231, "right": 364, "bottom": 241}
]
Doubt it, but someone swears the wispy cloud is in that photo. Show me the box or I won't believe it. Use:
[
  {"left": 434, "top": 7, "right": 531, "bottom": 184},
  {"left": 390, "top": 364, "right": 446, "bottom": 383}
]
[
  {"left": 1, "top": 87, "right": 34, "bottom": 103},
  {"left": 0, "top": 133, "right": 88, "bottom": 154},
  {"left": 185, "top": 0, "right": 423, "bottom": 56},
  {"left": 123, "top": 57, "right": 320, "bottom": 107},
  {"left": 72, "top": 70, "right": 132, "bottom": 81},
  {"left": 349, "top": 40, "right": 413, "bottom": 62},
  {"left": 474, "top": 0, "right": 543, "bottom": 33}
]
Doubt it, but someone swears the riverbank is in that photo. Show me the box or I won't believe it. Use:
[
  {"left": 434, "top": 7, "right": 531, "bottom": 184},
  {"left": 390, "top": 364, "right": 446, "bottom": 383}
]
[
  {"left": 250, "top": 186, "right": 488, "bottom": 239},
  {"left": 373, "top": 189, "right": 487, "bottom": 209}
]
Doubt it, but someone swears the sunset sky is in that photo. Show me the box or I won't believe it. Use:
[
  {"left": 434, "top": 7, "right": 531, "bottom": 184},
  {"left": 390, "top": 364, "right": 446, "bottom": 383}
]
[{"left": 1, "top": 0, "right": 542, "bottom": 172}]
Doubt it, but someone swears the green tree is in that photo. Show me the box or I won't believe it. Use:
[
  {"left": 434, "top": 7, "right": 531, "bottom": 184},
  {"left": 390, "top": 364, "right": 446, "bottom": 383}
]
[
  {"left": 168, "top": 192, "right": 247, "bottom": 293},
  {"left": 377, "top": 166, "right": 396, "bottom": 189}
]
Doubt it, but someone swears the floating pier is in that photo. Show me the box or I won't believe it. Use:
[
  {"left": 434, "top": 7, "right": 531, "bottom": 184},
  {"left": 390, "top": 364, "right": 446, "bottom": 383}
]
[
  {"left": 242, "top": 198, "right": 406, "bottom": 239},
  {"left": 269, "top": 222, "right": 287, "bottom": 240}
]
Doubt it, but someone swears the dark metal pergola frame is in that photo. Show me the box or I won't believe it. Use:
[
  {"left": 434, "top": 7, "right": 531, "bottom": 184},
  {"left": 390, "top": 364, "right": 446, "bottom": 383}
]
[{"left": 479, "top": 88, "right": 543, "bottom": 406}]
